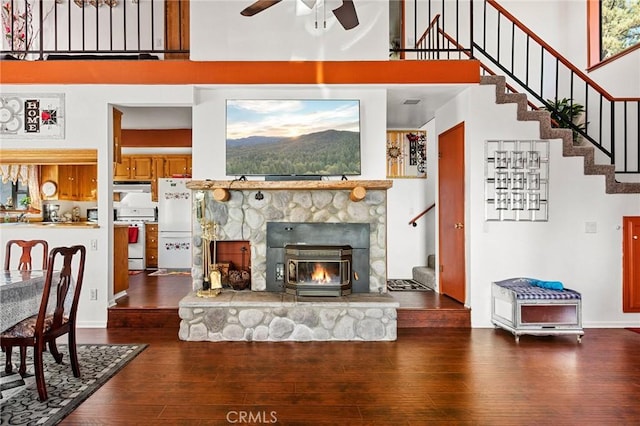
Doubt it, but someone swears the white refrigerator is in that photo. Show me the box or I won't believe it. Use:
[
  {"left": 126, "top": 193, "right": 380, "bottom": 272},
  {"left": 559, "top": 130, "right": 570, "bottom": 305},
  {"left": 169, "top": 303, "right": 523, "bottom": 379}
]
[{"left": 158, "top": 178, "right": 192, "bottom": 269}]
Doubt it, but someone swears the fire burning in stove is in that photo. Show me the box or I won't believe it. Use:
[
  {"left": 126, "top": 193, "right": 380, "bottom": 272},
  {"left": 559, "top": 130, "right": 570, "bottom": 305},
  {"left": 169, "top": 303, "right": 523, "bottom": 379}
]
[
  {"left": 310, "top": 263, "right": 336, "bottom": 284},
  {"left": 284, "top": 245, "right": 353, "bottom": 296}
]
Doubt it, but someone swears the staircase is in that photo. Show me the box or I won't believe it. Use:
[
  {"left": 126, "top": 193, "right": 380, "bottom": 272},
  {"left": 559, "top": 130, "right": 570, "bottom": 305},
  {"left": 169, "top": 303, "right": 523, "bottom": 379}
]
[
  {"left": 480, "top": 75, "right": 640, "bottom": 195},
  {"left": 412, "top": 254, "right": 436, "bottom": 290}
]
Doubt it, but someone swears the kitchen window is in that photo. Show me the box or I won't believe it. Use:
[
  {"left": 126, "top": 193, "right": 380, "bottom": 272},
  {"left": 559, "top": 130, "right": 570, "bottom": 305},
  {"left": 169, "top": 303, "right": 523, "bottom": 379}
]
[{"left": 0, "top": 165, "right": 38, "bottom": 210}]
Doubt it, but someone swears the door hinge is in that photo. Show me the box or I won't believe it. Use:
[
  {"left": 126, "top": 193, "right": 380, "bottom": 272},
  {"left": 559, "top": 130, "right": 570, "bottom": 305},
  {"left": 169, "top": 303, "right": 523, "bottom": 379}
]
[
  {"left": 438, "top": 152, "right": 442, "bottom": 159},
  {"left": 439, "top": 265, "right": 444, "bottom": 272}
]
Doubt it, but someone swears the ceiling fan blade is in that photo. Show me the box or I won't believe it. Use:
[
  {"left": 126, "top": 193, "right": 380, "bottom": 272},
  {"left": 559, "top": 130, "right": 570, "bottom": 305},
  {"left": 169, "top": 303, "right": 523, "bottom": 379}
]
[
  {"left": 241, "top": 0, "right": 283, "bottom": 17},
  {"left": 332, "top": 0, "right": 359, "bottom": 30}
]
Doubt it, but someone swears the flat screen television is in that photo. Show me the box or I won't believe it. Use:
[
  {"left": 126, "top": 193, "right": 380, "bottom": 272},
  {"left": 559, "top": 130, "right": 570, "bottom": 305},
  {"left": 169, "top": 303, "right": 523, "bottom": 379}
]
[{"left": 225, "top": 99, "right": 361, "bottom": 178}]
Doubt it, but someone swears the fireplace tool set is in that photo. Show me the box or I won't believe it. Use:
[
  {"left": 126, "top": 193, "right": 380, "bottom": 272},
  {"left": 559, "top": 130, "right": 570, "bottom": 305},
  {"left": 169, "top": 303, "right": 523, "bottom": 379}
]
[
  {"left": 195, "top": 191, "right": 222, "bottom": 298},
  {"left": 196, "top": 219, "right": 223, "bottom": 298},
  {"left": 194, "top": 190, "right": 251, "bottom": 297}
]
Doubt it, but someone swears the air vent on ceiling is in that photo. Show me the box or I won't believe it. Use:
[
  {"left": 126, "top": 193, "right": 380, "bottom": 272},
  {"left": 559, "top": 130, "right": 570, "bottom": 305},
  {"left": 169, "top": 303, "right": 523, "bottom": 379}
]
[{"left": 403, "top": 99, "right": 421, "bottom": 105}]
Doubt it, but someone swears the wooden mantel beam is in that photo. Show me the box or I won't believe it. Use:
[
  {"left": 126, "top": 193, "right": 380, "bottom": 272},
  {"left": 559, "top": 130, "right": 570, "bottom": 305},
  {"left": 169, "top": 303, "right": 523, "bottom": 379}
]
[
  {"left": 188, "top": 180, "right": 391, "bottom": 203},
  {"left": 187, "top": 180, "right": 392, "bottom": 191}
]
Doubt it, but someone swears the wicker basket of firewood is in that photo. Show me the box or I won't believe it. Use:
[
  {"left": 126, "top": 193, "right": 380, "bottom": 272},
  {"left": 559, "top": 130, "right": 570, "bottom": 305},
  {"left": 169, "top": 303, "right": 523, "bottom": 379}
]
[{"left": 227, "top": 269, "right": 251, "bottom": 290}]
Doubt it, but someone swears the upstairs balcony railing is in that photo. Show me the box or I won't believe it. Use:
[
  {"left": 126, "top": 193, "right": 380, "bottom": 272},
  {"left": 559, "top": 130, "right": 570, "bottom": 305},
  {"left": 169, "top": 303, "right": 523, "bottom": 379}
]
[{"left": 0, "top": 0, "right": 188, "bottom": 59}]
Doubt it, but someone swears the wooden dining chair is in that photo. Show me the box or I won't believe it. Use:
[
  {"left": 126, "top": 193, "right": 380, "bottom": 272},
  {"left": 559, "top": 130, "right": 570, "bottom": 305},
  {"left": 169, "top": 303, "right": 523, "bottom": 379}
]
[
  {"left": 0, "top": 245, "right": 86, "bottom": 401},
  {"left": 4, "top": 239, "right": 49, "bottom": 271}
]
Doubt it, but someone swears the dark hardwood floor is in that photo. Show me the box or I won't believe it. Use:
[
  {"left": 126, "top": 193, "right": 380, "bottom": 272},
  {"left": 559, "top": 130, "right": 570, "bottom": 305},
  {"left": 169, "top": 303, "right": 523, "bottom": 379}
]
[
  {"left": 63, "top": 326, "right": 640, "bottom": 424},
  {"left": 53, "top": 273, "right": 640, "bottom": 423},
  {"left": 108, "top": 272, "right": 470, "bottom": 328}
]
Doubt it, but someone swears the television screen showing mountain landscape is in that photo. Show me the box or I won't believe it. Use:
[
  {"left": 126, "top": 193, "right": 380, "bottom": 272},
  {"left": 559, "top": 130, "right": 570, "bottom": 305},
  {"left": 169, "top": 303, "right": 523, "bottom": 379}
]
[{"left": 226, "top": 99, "right": 361, "bottom": 176}]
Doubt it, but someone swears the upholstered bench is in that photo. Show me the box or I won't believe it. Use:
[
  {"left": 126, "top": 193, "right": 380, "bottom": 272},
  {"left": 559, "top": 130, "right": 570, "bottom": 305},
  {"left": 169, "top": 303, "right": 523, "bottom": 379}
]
[{"left": 491, "top": 278, "right": 584, "bottom": 343}]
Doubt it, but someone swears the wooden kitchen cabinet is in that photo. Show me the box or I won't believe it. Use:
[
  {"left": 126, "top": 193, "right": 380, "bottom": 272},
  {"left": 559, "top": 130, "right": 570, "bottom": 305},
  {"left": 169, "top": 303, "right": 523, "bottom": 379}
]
[
  {"left": 56, "top": 165, "right": 97, "bottom": 201},
  {"left": 114, "top": 156, "right": 154, "bottom": 180},
  {"left": 57, "top": 165, "right": 78, "bottom": 199},
  {"left": 151, "top": 157, "right": 164, "bottom": 201},
  {"left": 112, "top": 154, "right": 191, "bottom": 200},
  {"left": 163, "top": 155, "right": 191, "bottom": 177},
  {"left": 113, "top": 156, "right": 131, "bottom": 180},
  {"left": 40, "top": 164, "right": 97, "bottom": 201},
  {"left": 77, "top": 164, "right": 97, "bottom": 201},
  {"left": 113, "top": 107, "right": 123, "bottom": 164},
  {"left": 114, "top": 154, "right": 191, "bottom": 180},
  {"left": 145, "top": 222, "right": 158, "bottom": 269},
  {"left": 114, "top": 224, "right": 129, "bottom": 295},
  {"left": 130, "top": 156, "right": 154, "bottom": 180}
]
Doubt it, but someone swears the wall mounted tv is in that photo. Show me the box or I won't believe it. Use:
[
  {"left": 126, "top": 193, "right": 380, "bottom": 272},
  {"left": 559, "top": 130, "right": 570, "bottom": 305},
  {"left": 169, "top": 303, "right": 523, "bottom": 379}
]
[{"left": 226, "top": 99, "right": 361, "bottom": 178}]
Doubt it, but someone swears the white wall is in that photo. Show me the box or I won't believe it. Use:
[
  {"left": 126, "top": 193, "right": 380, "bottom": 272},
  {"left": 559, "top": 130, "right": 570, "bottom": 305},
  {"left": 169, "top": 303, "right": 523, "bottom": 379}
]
[
  {"left": 0, "top": 84, "right": 194, "bottom": 328},
  {"left": 435, "top": 84, "right": 640, "bottom": 328},
  {"left": 192, "top": 86, "right": 387, "bottom": 180},
  {"left": 4, "top": 81, "right": 636, "bottom": 328},
  {"left": 191, "top": 85, "right": 431, "bottom": 279},
  {"left": 190, "top": 0, "right": 389, "bottom": 61},
  {"left": 0, "top": 83, "right": 429, "bottom": 325}
]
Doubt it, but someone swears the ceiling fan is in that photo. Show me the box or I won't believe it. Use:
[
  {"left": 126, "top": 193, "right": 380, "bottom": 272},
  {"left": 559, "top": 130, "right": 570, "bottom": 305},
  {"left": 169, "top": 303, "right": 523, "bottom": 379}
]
[{"left": 241, "top": 0, "right": 360, "bottom": 30}]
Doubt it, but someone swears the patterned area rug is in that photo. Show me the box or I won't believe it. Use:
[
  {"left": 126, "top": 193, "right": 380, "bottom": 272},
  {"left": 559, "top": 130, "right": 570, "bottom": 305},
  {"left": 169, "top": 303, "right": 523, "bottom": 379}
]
[
  {"left": 387, "top": 279, "right": 433, "bottom": 291},
  {"left": 0, "top": 344, "right": 147, "bottom": 425}
]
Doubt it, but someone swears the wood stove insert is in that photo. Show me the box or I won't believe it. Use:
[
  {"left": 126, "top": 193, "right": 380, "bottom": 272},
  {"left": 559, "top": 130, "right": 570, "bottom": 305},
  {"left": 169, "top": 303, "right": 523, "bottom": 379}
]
[{"left": 285, "top": 245, "right": 352, "bottom": 297}]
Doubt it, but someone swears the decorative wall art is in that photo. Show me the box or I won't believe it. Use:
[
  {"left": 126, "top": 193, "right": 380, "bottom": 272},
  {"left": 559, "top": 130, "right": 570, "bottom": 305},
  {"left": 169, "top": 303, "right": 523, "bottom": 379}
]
[
  {"left": 0, "top": 94, "right": 65, "bottom": 139},
  {"left": 386, "top": 130, "right": 427, "bottom": 178},
  {"left": 485, "top": 140, "right": 549, "bottom": 221}
]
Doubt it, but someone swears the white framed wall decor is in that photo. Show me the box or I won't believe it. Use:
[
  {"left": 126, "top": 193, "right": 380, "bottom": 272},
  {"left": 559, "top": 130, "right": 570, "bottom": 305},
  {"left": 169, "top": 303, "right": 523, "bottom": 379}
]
[
  {"left": 484, "top": 140, "right": 549, "bottom": 221},
  {"left": 0, "top": 94, "right": 65, "bottom": 139}
]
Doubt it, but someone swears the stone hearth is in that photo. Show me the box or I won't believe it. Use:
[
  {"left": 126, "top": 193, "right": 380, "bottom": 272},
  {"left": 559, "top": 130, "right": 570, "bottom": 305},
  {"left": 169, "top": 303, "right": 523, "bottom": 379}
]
[{"left": 179, "top": 291, "right": 399, "bottom": 342}]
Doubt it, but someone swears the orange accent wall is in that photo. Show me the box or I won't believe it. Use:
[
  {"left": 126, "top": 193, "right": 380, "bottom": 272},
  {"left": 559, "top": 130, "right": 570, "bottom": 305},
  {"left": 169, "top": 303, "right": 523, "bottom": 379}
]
[
  {"left": 0, "top": 60, "right": 480, "bottom": 85},
  {"left": 122, "top": 129, "right": 192, "bottom": 148}
]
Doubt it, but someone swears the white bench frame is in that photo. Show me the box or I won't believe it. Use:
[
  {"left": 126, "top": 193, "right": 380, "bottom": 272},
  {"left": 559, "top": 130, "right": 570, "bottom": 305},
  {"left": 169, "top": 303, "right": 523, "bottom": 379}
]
[{"left": 491, "top": 281, "right": 584, "bottom": 343}]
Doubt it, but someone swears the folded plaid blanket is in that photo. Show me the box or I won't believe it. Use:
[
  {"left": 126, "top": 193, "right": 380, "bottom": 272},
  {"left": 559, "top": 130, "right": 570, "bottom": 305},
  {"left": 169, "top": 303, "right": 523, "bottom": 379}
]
[{"left": 494, "top": 278, "right": 581, "bottom": 300}]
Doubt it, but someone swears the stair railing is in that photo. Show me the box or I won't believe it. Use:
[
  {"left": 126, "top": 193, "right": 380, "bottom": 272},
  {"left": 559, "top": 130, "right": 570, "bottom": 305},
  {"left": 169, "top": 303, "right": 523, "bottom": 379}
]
[
  {"left": 472, "top": 0, "right": 639, "bottom": 174},
  {"left": 409, "top": 203, "right": 436, "bottom": 227},
  {"left": 406, "top": 0, "right": 638, "bottom": 175},
  {"left": 415, "top": 14, "right": 442, "bottom": 60},
  {"left": 437, "top": 26, "right": 540, "bottom": 112}
]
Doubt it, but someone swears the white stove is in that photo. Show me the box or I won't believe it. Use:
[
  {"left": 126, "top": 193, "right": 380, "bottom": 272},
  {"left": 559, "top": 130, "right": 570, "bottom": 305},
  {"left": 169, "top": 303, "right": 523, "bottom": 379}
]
[{"left": 115, "top": 207, "right": 156, "bottom": 270}]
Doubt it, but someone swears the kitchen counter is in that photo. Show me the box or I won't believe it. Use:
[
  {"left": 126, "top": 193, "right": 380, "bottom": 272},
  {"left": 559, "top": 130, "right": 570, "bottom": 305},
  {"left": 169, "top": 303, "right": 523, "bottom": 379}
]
[{"left": 0, "top": 221, "right": 100, "bottom": 228}]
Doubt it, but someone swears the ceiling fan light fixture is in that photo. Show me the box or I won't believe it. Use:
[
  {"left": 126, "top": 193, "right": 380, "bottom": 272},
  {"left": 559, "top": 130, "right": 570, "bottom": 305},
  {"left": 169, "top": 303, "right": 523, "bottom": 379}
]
[{"left": 300, "top": 0, "right": 317, "bottom": 9}]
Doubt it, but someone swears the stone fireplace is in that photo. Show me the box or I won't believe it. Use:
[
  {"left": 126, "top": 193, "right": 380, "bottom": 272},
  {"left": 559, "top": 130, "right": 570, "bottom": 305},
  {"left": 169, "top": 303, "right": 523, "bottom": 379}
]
[
  {"left": 190, "top": 181, "right": 390, "bottom": 294},
  {"left": 180, "top": 180, "right": 398, "bottom": 342}
]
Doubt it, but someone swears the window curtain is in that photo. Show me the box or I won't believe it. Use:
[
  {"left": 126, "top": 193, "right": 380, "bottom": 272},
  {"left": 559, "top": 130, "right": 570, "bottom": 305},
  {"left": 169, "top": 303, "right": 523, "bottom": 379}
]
[{"left": 0, "top": 164, "right": 42, "bottom": 211}]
